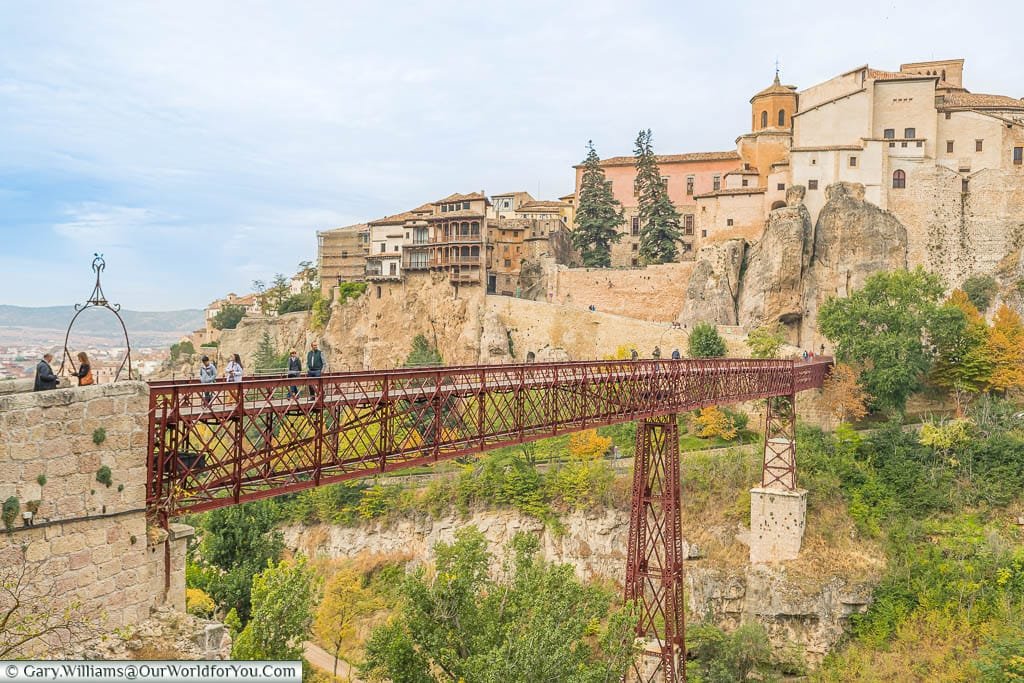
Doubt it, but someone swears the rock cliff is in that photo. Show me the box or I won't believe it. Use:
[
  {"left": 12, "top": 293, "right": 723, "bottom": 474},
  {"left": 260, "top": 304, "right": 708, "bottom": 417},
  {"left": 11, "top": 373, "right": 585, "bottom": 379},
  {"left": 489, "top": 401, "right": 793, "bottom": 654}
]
[
  {"left": 679, "top": 240, "right": 745, "bottom": 325},
  {"left": 283, "top": 507, "right": 876, "bottom": 663},
  {"left": 737, "top": 186, "right": 814, "bottom": 332}
]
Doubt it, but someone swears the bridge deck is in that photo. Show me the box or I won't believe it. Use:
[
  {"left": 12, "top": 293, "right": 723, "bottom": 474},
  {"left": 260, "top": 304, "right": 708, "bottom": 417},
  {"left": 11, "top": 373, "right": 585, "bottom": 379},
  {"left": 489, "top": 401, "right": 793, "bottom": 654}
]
[{"left": 147, "top": 357, "right": 831, "bottom": 517}]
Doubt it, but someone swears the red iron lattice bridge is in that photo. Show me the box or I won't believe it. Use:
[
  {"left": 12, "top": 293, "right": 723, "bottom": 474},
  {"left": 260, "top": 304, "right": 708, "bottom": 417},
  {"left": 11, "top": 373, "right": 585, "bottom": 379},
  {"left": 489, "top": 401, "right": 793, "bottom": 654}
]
[{"left": 147, "top": 357, "right": 831, "bottom": 682}]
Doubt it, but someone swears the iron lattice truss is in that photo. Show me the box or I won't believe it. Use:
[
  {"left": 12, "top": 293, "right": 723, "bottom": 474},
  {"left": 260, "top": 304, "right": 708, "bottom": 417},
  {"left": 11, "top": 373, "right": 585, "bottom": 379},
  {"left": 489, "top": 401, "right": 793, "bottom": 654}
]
[
  {"left": 625, "top": 415, "right": 685, "bottom": 682},
  {"left": 147, "top": 358, "right": 831, "bottom": 520}
]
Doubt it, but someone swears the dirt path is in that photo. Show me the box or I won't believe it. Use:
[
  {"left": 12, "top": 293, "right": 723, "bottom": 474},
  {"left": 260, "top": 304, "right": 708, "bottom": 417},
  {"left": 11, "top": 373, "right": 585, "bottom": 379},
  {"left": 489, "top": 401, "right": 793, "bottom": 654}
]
[{"left": 304, "top": 641, "right": 360, "bottom": 681}]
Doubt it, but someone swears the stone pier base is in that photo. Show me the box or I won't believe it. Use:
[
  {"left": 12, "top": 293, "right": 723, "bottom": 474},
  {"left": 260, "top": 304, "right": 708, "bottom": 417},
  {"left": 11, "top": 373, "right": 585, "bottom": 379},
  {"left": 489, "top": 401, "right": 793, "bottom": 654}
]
[{"left": 749, "top": 487, "right": 807, "bottom": 564}]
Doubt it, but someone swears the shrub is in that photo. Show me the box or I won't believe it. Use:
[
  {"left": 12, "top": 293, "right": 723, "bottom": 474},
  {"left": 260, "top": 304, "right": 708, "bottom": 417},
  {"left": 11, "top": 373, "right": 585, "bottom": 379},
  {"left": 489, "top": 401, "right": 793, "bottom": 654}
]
[
  {"left": 688, "top": 322, "right": 727, "bottom": 358},
  {"left": 96, "top": 466, "right": 113, "bottom": 488},
  {"left": 2, "top": 497, "right": 20, "bottom": 531},
  {"left": 92, "top": 427, "right": 107, "bottom": 445},
  {"left": 961, "top": 274, "right": 999, "bottom": 312},
  {"left": 186, "top": 588, "right": 216, "bottom": 618}
]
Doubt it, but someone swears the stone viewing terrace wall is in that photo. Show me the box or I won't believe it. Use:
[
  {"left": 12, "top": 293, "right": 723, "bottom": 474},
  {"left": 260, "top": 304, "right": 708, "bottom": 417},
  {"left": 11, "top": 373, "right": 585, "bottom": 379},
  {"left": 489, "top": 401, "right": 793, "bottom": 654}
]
[{"left": 0, "top": 381, "right": 189, "bottom": 656}]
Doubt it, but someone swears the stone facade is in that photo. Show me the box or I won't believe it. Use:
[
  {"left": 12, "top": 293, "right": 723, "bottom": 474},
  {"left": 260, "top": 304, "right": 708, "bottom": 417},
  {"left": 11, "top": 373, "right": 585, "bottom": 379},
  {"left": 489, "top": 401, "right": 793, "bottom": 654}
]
[{"left": 0, "top": 382, "right": 188, "bottom": 656}]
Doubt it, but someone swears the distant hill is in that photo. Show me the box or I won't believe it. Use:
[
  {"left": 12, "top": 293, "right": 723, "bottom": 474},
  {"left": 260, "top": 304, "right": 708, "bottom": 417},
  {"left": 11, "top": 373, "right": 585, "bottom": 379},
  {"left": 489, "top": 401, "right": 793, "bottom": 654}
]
[{"left": 0, "top": 305, "right": 204, "bottom": 336}]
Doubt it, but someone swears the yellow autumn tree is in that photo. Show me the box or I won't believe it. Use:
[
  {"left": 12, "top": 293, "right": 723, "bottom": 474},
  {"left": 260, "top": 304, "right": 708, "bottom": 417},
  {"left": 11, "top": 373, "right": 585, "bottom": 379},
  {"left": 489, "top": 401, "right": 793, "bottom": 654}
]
[
  {"left": 821, "top": 363, "right": 870, "bottom": 423},
  {"left": 692, "top": 406, "right": 737, "bottom": 440},
  {"left": 987, "top": 305, "right": 1024, "bottom": 393},
  {"left": 314, "top": 567, "right": 380, "bottom": 680},
  {"left": 568, "top": 429, "right": 612, "bottom": 461}
]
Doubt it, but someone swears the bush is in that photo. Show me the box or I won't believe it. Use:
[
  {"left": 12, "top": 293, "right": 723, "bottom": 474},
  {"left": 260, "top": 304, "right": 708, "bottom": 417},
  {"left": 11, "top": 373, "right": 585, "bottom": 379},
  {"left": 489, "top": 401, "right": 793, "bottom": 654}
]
[
  {"left": 186, "top": 588, "right": 216, "bottom": 618},
  {"left": 169, "top": 340, "right": 196, "bottom": 362},
  {"left": 337, "top": 281, "right": 367, "bottom": 304},
  {"left": 688, "top": 322, "right": 727, "bottom": 358},
  {"left": 211, "top": 304, "right": 246, "bottom": 330},
  {"left": 962, "top": 274, "right": 999, "bottom": 312}
]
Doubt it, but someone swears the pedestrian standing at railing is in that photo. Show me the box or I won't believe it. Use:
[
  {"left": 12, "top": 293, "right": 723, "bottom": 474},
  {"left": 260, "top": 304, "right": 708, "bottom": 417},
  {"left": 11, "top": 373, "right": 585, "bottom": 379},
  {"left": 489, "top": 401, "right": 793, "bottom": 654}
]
[
  {"left": 225, "top": 354, "right": 243, "bottom": 382},
  {"left": 199, "top": 355, "right": 217, "bottom": 406},
  {"left": 307, "top": 341, "right": 325, "bottom": 398},
  {"left": 287, "top": 350, "right": 301, "bottom": 399}
]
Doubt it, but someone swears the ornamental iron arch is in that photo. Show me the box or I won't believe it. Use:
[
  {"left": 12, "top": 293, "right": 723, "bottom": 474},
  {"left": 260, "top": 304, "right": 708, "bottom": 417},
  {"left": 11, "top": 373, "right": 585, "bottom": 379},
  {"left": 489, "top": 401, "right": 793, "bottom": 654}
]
[{"left": 59, "top": 254, "right": 133, "bottom": 382}]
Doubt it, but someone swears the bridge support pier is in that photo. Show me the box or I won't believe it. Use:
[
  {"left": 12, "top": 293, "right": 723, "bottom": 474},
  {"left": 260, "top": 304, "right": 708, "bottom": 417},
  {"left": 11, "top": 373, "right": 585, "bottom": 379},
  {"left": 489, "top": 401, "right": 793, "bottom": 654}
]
[
  {"left": 624, "top": 414, "right": 685, "bottom": 682},
  {"left": 750, "top": 394, "right": 807, "bottom": 564}
]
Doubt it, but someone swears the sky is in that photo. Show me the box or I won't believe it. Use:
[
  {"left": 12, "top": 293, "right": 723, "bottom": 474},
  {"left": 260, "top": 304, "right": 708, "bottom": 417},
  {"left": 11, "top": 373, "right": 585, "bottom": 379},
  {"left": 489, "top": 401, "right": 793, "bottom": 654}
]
[{"left": 1, "top": 0, "right": 1022, "bottom": 310}]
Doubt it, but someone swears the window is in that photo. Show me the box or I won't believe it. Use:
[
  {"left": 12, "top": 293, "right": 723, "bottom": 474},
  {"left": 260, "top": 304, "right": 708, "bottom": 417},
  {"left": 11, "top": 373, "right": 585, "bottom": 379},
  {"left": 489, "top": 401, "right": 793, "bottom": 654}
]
[
  {"left": 889, "top": 142, "right": 896, "bottom": 148},
  {"left": 726, "top": 218, "right": 734, "bottom": 227},
  {"left": 962, "top": 179, "right": 969, "bottom": 193},
  {"left": 376, "top": 286, "right": 382, "bottom": 299},
  {"left": 712, "top": 175, "right": 721, "bottom": 191},
  {"left": 946, "top": 140, "right": 954, "bottom": 154},
  {"left": 849, "top": 156, "right": 858, "bottom": 167},
  {"left": 683, "top": 215, "right": 694, "bottom": 235},
  {"left": 901, "top": 142, "right": 908, "bottom": 148},
  {"left": 1015, "top": 147, "right": 1023, "bottom": 165},
  {"left": 463, "top": 201, "right": 470, "bottom": 210},
  {"left": 504, "top": 259, "right": 511, "bottom": 267},
  {"left": 631, "top": 217, "right": 640, "bottom": 236},
  {"left": 631, "top": 257, "right": 639, "bottom": 267},
  {"left": 631, "top": 243, "right": 638, "bottom": 252},
  {"left": 883, "top": 128, "right": 895, "bottom": 139},
  {"left": 892, "top": 169, "right": 906, "bottom": 189},
  {"left": 976, "top": 139, "right": 984, "bottom": 152},
  {"left": 389, "top": 263, "right": 397, "bottom": 276},
  {"left": 686, "top": 175, "right": 694, "bottom": 195},
  {"left": 761, "top": 111, "right": 768, "bottom": 128},
  {"left": 441, "top": 204, "right": 448, "bottom": 213},
  {"left": 741, "top": 178, "right": 749, "bottom": 187},
  {"left": 777, "top": 183, "right": 785, "bottom": 191},
  {"left": 811, "top": 158, "right": 817, "bottom": 165},
  {"left": 379, "top": 243, "right": 385, "bottom": 253},
  {"left": 778, "top": 109, "right": 786, "bottom": 126},
  {"left": 945, "top": 112, "right": 952, "bottom": 120},
  {"left": 904, "top": 127, "right": 916, "bottom": 139},
  {"left": 701, "top": 229, "right": 707, "bottom": 237},
  {"left": 808, "top": 179, "right": 818, "bottom": 190},
  {"left": 393, "top": 245, "right": 399, "bottom": 252}
]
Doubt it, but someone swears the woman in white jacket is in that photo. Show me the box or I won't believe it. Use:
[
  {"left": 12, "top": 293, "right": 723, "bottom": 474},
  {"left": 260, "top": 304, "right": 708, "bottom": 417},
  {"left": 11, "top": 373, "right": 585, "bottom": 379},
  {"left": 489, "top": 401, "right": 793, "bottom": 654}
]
[{"left": 225, "top": 354, "right": 243, "bottom": 383}]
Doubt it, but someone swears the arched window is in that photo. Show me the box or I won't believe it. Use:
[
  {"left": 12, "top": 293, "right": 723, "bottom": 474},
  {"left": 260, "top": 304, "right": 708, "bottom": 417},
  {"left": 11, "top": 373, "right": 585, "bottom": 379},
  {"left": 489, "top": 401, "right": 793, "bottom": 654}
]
[
  {"left": 760, "top": 111, "right": 768, "bottom": 128},
  {"left": 778, "top": 109, "right": 785, "bottom": 126},
  {"left": 470, "top": 246, "right": 479, "bottom": 257},
  {"left": 461, "top": 221, "right": 470, "bottom": 235},
  {"left": 470, "top": 221, "right": 480, "bottom": 235},
  {"left": 892, "top": 169, "right": 906, "bottom": 189}
]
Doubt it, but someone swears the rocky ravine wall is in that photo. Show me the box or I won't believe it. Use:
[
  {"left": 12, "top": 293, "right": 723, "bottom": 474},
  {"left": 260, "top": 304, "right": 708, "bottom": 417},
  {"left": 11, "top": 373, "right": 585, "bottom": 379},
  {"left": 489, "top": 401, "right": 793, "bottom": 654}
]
[
  {"left": 0, "top": 383, "right": 189, "bottom": 656},
  {"left": 283, "top": 509, "right": 874, "bottom": 663}
]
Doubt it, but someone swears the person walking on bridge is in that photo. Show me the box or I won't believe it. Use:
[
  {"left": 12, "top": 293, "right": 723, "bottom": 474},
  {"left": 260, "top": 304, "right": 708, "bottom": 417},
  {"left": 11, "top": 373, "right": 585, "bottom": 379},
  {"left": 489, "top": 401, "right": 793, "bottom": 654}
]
[
  {"left": 307, "top": 342, "right": 325, "bottom": 398},
  {"left": 287, "top": 350, "right": 302, "bottom": 399},
  {"left": 199, "top": 355, "right": 217, "bottom": 406},
  {"left": 225, "top": 354, "right": 243, "bottom": 383}
]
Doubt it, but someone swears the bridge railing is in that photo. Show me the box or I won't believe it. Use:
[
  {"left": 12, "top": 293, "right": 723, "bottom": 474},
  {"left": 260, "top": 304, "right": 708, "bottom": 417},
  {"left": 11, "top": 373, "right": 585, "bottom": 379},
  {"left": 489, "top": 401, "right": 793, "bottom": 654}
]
[{"left": 147, "top": 357, "right": 832, "bottom": 518}]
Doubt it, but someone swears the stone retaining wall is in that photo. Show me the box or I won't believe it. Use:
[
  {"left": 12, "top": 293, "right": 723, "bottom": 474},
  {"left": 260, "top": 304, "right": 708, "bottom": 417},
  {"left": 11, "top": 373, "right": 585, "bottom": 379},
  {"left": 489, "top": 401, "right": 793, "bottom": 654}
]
[{"left": 0, "top": 382, "right": 188, "bottom": 656}]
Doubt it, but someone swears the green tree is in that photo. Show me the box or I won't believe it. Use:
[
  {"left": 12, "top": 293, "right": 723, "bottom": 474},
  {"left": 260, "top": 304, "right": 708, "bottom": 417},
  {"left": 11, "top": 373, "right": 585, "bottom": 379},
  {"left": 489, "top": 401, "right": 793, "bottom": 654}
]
[
  {"left": 572, "top": 141, "right": 624, "bottom": 267},
  {"left": 404, "top": 334, "right": 443, "bottom": 367},
  {"left": 818, "top": 268, "right": 946, "bottom": 414},
  {"left": 232, "top": 556, "right": 320, "bottom": 661},
  {"left": 211, "top": 304, "right": 246, "bottom": 330},
  {"left": 253, "top": 330, "right": 287, "bottom": 372},
  {"left": 314, "top": 568, "right": 380, "bottom": 679},
  {"left": 686, "top": 623, "right": 776, "bottom": 683},
  {"left": 634, "top": 129, "right": 681, "bottom": 264},
  {"left": 745, "top": 323, "right": 785, "bottom": 358},
  {"left": 169, "top": 340, "right": 196, "bottom": 362},
  {"left": 688, "top": 322, "right": 727, "bottom": 358},
  {"left": 929, "top": 290, "right": 992, "bottom": 415},
  {"left": 961, "top": 274, "right": 999, "bottom": 312},
  {"left": 192, "top": 500, "right": 284, "bottom": 622},
  {"left": 361, "top": 528, "right": 636, "bottom": 682}
]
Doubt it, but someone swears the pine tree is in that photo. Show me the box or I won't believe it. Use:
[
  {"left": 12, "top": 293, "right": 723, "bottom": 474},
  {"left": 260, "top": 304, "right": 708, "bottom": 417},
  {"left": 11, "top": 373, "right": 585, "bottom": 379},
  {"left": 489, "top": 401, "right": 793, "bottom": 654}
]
[
  {"left": 571, "top": 141, "right": 623, "bottom": 267},
  {"left": 986, "top": 305, "right": 1024, "bottom": 393},
  {"left": 634, "top": 129, "right": 682, "bottom": 264}
]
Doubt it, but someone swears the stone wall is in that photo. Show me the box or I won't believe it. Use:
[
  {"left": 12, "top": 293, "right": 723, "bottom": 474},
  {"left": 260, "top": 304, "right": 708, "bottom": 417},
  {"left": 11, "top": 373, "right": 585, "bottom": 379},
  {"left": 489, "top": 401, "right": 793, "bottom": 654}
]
[
  {"left": 0, "top": 382, "right": 188, "bottom": 657},
  {"left": 544, "top": 262, "right": 696, "bottom": 322}
]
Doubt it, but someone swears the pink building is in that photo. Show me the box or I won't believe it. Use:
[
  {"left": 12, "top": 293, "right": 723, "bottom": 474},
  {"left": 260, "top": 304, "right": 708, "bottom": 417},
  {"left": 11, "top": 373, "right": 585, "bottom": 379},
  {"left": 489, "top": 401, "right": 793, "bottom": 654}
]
[{"left": 573, "top": 151, "right": 739, "bottom": 266}]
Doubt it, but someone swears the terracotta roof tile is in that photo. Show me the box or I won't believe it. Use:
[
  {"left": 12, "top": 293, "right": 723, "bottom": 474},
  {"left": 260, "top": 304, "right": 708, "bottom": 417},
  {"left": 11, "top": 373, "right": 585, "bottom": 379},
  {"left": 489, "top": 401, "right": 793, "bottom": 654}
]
[
  {"left": 434, "top": 192, "right": 487, "bottom": 203},
  {"left": 751, "top": 74, "right": 798, "bottom": 101},
  {"left": 516, "top": 200, "right": 570, "bottom": 211},
  {"left": 586, "top": 151, "right": 740, "bottom": 168},
  {"left": 867, "top": 68, "right": 927, "bottom": 82},
  {"left": 940, "top": 92, "right": 1024, "bottom": 110}
]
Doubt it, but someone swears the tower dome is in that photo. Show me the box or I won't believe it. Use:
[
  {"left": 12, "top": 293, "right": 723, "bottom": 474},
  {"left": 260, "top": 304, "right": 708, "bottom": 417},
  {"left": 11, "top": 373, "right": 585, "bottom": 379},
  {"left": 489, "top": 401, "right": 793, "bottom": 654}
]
[{"left": 751, "top": 72, "right": 798, "bottom": 132}]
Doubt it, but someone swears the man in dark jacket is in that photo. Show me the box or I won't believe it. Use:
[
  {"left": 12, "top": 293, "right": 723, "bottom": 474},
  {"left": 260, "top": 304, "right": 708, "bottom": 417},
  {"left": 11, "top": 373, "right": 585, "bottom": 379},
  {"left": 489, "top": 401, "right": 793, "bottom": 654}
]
[
  {"left": 287, "top": 350, "right": 302, "bottom": 399},
  {"left": 34, "top": 353, "right": 59, "bottom": 391},
  {"left": 306, "top": 342, "right": 324, "bottom": 398}
]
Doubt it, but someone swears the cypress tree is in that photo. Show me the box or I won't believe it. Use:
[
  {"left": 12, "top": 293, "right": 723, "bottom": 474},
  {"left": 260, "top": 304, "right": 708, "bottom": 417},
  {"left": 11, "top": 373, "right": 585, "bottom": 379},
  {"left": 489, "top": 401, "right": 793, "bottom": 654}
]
[
  {"left": 634, "top": 129, "right": 682, "bottom": 264},
  {"left": 572, "top": 141, "right": 623, "bottom": 267}
]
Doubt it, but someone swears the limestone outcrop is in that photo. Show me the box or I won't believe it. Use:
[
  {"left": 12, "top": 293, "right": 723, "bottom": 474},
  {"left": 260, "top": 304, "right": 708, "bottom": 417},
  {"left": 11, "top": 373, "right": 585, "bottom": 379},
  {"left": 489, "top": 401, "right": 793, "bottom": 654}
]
[
  {"left": 799, "top": 182, "right": 908, "bottom": 344},
  {"left": 679, "top": 239, "right": 746, "bottom": 325},
  {"left": 738, "top": 186, "right": 814, "bottom": 330},
  {"left": 215, "top": 311, "right": 313, "bottom": 371},
  {"left": 283, "top": 506, "right": 878, "bottom": 664}
]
